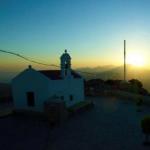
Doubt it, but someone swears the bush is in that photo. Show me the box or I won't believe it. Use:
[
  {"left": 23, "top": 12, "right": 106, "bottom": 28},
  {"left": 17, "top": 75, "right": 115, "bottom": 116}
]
[{"left": 141, "top": 116, "right": 150, "bottom": 145}]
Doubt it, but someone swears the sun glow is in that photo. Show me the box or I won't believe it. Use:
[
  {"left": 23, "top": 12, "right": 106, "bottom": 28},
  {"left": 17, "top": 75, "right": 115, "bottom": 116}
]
[{"left": 127, "top": 52, "right": 145, "bottom": 67}]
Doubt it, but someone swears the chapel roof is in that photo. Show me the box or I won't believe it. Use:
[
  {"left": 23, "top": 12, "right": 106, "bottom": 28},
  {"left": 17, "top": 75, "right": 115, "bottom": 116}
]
[{"left": 39, "top": 70, "right": 81, "bottom": 80}]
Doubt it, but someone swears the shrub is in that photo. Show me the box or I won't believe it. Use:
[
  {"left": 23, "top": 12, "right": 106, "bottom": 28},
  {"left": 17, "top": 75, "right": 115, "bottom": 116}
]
[{"left": 141, "top": 116, "right": 150, "bottom": 145}]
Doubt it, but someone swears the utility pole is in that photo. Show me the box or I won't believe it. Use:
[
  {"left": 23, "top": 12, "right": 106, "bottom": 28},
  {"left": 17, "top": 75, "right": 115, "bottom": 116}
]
[{"left": 124, "top": 40, "right": 126, "bottom": 82}]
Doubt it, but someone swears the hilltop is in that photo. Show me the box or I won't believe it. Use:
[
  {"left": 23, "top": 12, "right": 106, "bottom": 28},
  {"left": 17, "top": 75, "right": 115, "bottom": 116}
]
[{"left": 77, "top": 65, "right": 150, "bottom": 92}]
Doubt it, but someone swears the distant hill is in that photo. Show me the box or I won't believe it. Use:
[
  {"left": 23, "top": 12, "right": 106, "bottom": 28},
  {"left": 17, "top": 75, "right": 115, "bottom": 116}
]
[
  {"left": 76, "top": 65, "right": 116, "bottom": 73},
  {"left": 1, "top": 65, "right": 150, "bottom": 92},
  {"left": 76, "top": 65, "right": 150, "bottom": 92},
  {"left": 0, "top": 83, "right": 10, "bottom": 88},
  {"left": 0, "top": 71, "right": 18, "bottom": 83},
  {"left": 0, "top": 82, "right": 11, "bottom": 97}
]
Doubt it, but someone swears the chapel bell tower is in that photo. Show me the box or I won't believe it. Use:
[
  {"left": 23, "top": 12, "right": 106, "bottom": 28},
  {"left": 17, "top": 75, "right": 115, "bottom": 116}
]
[{"left": 60, "top": 49, "right": 72, "bottom": 78}]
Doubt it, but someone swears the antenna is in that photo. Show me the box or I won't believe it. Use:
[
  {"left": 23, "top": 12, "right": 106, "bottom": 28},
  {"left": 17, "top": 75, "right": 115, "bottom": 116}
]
[{"left": 124, "top": 40, "right": 126, "bottom": 81}]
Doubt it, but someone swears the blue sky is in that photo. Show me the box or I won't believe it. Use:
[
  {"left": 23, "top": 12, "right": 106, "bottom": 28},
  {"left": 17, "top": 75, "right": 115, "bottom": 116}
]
[{"left": 0, "top": 0, "right": 150, "bottom": 70}]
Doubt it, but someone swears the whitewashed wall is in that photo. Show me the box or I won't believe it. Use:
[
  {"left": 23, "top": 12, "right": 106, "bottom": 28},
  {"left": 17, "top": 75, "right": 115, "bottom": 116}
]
[
  {"left": 12, "top": 68, "right": 85, "bottom": 112},
  {"left": 48, "top": 77, "right": 84, "bottom": 107},
  {"left": 12, "top": 68, "right": 50, "bottom": 112}
]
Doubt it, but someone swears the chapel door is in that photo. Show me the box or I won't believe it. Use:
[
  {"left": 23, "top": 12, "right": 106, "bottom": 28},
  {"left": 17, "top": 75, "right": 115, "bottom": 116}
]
[{"left": 26, "top": 92, "right": 35, "bottom": 107}]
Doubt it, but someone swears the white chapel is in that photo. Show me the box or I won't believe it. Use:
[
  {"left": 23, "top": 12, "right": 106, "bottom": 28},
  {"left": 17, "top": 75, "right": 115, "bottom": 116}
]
[{"left": 12, "top": 50, "right": 84, "bottom": 112}]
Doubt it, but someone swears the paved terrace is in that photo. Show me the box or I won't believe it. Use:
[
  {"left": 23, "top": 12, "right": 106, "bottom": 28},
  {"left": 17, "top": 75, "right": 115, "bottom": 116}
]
[{"left": 0, "top": 97, "right": 150, "bottom": 150}]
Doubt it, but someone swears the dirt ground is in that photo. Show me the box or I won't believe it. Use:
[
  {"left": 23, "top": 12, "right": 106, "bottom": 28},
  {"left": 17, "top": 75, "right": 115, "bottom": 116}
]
[{"left": 0, "top": 97, "right": 150, "bottom": 150}]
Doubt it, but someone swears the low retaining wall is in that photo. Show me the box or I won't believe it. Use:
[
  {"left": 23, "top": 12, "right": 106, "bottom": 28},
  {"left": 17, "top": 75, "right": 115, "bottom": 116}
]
[
  {"left": 68, "top": 100, "right": 94, "bottom": 116},
  {"left": 104, "top": 90, "right": 150, "bottom": 105}
]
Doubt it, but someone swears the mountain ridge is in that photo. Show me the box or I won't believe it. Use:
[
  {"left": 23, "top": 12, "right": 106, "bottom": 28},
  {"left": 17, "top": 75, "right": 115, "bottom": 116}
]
[
  {"left": 0, "top": 65, "right": 150, "bottom": 91},
  {"left": 76, "top": 65, "right": 150, "bottom": 92}
]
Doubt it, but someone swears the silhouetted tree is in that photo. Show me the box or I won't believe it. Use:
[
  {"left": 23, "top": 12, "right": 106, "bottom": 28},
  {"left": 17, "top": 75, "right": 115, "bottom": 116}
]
[
  {"left": 141, "top": 116, "right": 150, "bottom": 145},
  {"left": 129, "top": 79, "right": 143, "bottom": 88},
  {"left": 105, "top": 79, "right": 114, "bottom": 85},
  {"left": 85, "top": 79, "right": 105, "bottom": 96},
  {"left": 128, "top": 79, "right": 143, "bottom": 94},
  {"left": 139, "top": 88, "right": 149, "bottom": 96}
]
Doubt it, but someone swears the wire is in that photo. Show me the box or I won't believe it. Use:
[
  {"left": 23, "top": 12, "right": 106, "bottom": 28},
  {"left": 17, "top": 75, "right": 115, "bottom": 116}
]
[
  {"left": 0, "top": 49, "right": 59, "bottom": 67},
  {"left": 0, "top": 49, "right": 96, "bottom": 76}
]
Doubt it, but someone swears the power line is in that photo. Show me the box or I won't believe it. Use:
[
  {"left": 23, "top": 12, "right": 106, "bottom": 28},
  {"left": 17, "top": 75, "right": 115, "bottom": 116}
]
[
  {"left": 0, "top": 49, "right": 96, "bottom": 76},
  {"left": 0, "top": 49, "right": 59, "bottom": 68}
]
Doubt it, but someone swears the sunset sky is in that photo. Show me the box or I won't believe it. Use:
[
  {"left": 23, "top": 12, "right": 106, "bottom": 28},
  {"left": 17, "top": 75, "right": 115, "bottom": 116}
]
[{"left": 0, "top": 0, "right": 150, "bottom": 72}]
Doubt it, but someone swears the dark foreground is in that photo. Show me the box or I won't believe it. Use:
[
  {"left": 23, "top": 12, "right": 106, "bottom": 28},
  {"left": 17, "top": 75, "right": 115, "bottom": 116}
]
[{"left": 0, "top": 97, "right": 150, "bottom": 150}]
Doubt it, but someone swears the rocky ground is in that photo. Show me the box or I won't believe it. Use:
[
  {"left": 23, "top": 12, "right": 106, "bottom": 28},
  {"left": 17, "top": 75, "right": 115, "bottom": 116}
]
[{"left": 0, "top": 97, "right": 150, "bottom": 150}]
